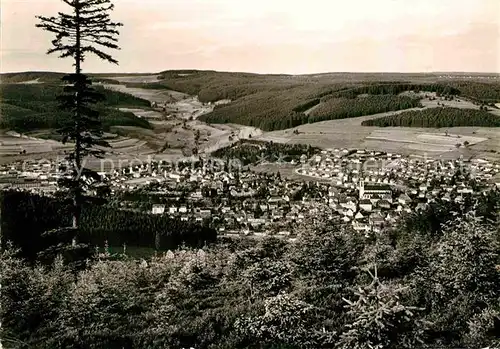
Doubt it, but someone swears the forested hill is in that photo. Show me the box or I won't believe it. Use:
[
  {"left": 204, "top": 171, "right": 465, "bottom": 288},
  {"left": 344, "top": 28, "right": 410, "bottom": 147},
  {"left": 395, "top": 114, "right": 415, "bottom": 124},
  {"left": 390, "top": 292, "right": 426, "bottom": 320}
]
[
  {"left": 0, "top": 72, "right": 67, "bottom": 83},
  {"left": 106, "top": 70, "right": 500, "bottom": 131},
  {"left": 0, "top": 82, "right": 152, "bottom": 132},
  {"left": 3, "top": 70, "right": 500, "bottom": 131}
]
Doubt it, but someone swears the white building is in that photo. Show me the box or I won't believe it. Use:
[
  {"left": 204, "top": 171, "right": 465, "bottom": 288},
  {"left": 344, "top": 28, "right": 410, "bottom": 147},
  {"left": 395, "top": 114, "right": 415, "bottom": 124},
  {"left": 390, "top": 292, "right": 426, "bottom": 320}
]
[{"left": 152, "top": 204, "right": 165, "bottom": 215}]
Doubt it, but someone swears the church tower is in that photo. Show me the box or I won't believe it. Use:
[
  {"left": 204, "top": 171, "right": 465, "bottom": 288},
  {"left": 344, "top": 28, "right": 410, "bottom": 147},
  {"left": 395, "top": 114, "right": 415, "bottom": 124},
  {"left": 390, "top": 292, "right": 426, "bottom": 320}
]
[{"left": 359, "top": 180, "right": 365, "bottom": 199}]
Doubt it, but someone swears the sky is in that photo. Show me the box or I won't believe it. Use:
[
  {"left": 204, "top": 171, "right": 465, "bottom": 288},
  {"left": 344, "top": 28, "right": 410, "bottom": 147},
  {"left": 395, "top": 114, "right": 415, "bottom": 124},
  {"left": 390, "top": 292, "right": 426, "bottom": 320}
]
[{"left": 1, "top": 0, "right": 499, "bottom": 74}]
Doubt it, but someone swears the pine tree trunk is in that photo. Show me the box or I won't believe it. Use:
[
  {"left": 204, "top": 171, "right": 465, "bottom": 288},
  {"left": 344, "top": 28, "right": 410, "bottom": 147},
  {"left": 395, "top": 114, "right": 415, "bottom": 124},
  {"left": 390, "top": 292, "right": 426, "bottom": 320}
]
[
  {"left": 155, "top": 231, "right": 161, "bottom": 251},
  {"left": 0, "top": 193, "right": 2, "bottom": 349},
  {"left": 72, "top": 0, "right": 82, "bottom": 246}
]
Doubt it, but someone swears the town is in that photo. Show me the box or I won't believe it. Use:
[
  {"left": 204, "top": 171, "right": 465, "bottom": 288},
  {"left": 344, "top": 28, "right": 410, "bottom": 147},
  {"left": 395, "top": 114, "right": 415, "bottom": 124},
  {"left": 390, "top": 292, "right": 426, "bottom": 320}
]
[
  {"left": 2, "top": 146, "right": 499, "bottom": 239},
  {"left": 3, "top": 0, "right": 500, "bottom": 347}
]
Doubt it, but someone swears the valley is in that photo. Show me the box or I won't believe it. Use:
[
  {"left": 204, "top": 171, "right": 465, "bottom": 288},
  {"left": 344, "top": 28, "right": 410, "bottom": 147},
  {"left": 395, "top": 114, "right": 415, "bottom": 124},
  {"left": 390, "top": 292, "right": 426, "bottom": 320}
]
[{"left": 1, "top": 71, "right": 500, "bottom": 168}]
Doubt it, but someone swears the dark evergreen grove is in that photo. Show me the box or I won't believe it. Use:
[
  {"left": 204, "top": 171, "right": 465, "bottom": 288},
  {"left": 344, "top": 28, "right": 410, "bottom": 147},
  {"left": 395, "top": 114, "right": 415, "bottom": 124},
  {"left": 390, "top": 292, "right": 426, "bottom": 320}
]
[
  {"left": 0, "top": 191, "right": 216, "bottom": 264},
  {"left": 362, "top": 107, "right": 500, "bottom": 127},
  {"left": 212, "top": 140, "right": 321, "bottom": 165},
  {"left": 0, "top": 83, "right": 152, "bottom": 133},
  {"left": 200, "top": 94, "right": 422, "bottom": 131},
  {"left": 326, "top": 82, "right": 461, "bottom": 99}
]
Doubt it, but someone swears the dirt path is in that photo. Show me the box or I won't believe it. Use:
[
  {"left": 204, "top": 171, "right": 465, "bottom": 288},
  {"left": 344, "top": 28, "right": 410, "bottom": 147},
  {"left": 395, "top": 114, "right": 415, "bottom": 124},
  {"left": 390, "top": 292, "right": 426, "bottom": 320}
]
[
  {"left": 200, "top": 124, "right": 263, "bottom": 154},
  {"left": 101, "top": 81, "right": 264, "bottom": 155}
]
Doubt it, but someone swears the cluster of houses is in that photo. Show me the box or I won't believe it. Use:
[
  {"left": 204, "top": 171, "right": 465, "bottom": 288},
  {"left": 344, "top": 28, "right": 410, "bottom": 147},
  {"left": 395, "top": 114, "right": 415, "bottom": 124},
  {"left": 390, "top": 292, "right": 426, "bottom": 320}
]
[
  {"left": 97, "top": 150, "right": 498, "bottom": 237},
  {"left": 327, "top": 178, "right": 481, "bottom": 234},
  {"left": 296, "top": 148, "right": 500, "bottom": 190},
  {"left": 109, "top": 163, "right": 315, "bottom": 238},
  {"left": 0, "top": 160, "right": 59, "bottom": 193},
  {"left": 1, "top": 148, "right": 499, "bottom": 238}
]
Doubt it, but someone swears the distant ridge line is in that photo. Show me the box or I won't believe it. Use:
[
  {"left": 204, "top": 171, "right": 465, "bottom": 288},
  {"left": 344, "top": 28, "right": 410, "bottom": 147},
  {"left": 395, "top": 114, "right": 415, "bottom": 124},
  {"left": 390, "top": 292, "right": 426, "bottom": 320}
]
[{"left": 1, "top": 70, "right": 499, "bottom": 77}]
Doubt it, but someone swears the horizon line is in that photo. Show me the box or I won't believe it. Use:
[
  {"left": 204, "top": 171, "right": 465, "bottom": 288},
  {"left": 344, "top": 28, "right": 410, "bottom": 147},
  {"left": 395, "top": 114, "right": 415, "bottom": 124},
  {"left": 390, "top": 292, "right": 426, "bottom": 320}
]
[{"left": 1, "top": 69, "right": 500, "bottom": 76}]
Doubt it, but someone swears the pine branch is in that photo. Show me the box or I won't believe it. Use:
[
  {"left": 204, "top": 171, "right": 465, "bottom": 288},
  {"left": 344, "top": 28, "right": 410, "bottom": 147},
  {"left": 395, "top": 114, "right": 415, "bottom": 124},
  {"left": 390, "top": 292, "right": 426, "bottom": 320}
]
[
  {"left": 81, "top": 45, "right": 118, "bottom": 63},
  {"left": 36, "top": 0, "right": 121, "bottom": 64}
]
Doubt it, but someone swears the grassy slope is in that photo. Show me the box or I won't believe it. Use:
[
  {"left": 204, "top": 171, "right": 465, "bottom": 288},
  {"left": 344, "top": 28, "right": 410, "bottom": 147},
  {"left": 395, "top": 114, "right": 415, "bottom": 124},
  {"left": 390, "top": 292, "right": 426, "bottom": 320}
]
[{"left": 0, "top": 83, "right": 152, "bottom": 133}]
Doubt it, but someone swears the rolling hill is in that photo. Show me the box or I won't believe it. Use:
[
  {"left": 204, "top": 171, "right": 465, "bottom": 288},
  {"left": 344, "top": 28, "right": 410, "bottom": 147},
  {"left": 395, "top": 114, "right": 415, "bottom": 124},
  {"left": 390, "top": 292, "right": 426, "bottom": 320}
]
[
  {"left": 2, "top": 70, "right": 500, "bottom": 134},
  {"left": 0, "top": 81, "right": 152, "bottom": 133},
  {"left": 98, "top": 70, "right": 500, "bottom": 131}
]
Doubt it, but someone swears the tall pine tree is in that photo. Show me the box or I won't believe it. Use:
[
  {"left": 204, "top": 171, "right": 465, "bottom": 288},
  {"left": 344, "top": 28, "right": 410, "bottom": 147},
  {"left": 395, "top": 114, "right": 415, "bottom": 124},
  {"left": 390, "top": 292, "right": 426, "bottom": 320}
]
[{"left": 36, "top": 0, "right": 122, "bottom": 265}]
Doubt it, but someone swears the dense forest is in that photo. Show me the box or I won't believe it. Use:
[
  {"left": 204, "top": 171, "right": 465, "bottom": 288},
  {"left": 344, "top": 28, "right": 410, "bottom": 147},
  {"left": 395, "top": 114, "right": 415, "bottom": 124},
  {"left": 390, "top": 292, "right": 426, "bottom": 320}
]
[
  {"left": 193, "top": 78, "right": 500, "bottom": 131},
  {"left": 197, "top": 86, "right": 326, "bottom": 130},
  {"left": 362, "top": 107, "right": 500, "bottom": 128},
  {"left": 199, "top": 94, "right": 422, "bottom": 131},
  {"left": 449, "top": 80, "right": 500, "bottom": 104},
  {"left": 0, "top": 83, "right": 152, "bottom": 132},
  {"left": 212, "top": 140, "right": 321, "bottom": 165},
  {"left": 307, "top": 95, "right": 422, "bottom": 123},
  {"left": 0, "top": 72, "right": 67, "bottom": 84},
  {"left": 326, "top": 83, "right": 461, "bottom": 99},
  {"left": 1, "top": 189, "right": 499, "bottom": 348},
  {"left": 115, "top": 71, "right": 500, "bottom": 131},
  {"left": 152, "top": 70, "right": 500, "bottom": 105},
  {"left": 0, "top": 191, "right": 216, "bottom": 263}
]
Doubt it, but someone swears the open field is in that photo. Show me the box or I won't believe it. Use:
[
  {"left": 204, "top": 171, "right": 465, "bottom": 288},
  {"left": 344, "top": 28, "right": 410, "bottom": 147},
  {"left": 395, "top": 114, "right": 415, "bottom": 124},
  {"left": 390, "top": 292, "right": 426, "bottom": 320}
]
[
  {"left": 199, "top": 123, "right": 263, "bottom": 154},
  {"left": 99, "top": 81, "right": 261, "bottom": 159},
  {"left": 0, "top": 131, "right": 72, "bottom": 156},
  {"left": 249, "top": 163, "right": 313, "bottom": 181},
  {"left": 102, "top": 83, "right": 214, "bottom": 120},
  {"left": 255, "top": 92, "right": 500, "bottom": 160},
  {"left": 366, "top": 130, "right": 487, "bottom": 153},
  {"left": 256, "top": 108, "right": 500, "bottom": 161},
  {"left": 105, "top": 75, "right": 162, "bottom": 84},
  {"left": 0, "top": 75, "right": 223, "bottom": 165},
  {"left": 16, "top": 79, "right": 43, "bottom": 84},
  {"left": 100, "top": 83, "right": 187, "bottom": 104}
]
